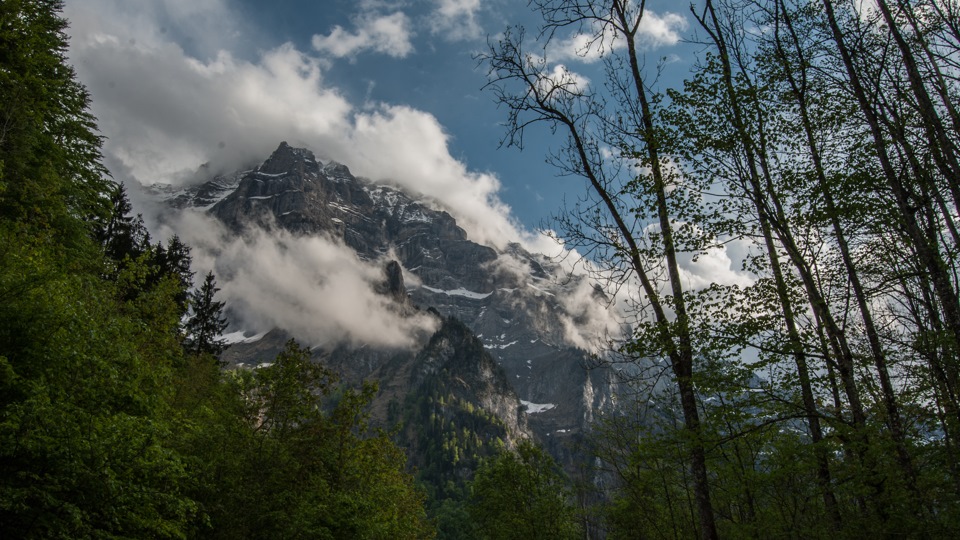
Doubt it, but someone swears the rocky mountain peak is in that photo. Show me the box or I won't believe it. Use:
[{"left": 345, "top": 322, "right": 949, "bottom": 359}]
[
  {"left": 155, "top": 141, "right": 622, "bottom": 475},
  {"left": 259, "top": 141, "right": 320, "bottom": 176}
]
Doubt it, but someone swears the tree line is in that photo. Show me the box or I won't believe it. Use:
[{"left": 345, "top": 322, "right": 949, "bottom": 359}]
[
  {"left": 0, "top": 1, "right": 436, "bottom": 537},
  {"left": 483, "top": 0, "right": 960, "bottom": 538},
  {"left": 0, "top": 3, "right": 588, "bottom": 538}
]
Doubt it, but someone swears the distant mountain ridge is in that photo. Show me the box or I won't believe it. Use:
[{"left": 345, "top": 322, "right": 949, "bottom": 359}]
[{"left": 149, "top": 141, "right": 623, "bottom": 465}]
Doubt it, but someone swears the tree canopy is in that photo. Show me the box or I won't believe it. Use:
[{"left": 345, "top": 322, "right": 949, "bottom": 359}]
[
  {"left": 0, "top": 2, "right": 433, "bottom": 538},
  {"left": 483, "top": 0, "right": 960, "bottom": 537}
]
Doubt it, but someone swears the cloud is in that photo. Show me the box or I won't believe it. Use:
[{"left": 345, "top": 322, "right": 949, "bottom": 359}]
[
  {"left": 429, "top": 0, "right": 483, "bottom": 41},
  {"left": 486, "top": 248, "right": 628, "bottom": 351},
  {"left": 65, "top": 0, "right": 525, "bottom": 249},
  {"left": 550, "top": 10, "right": 688, "bottom": 63},
  {"left": 638, "top": 221, "right": 754, "bottom": 292},
  {"left": 63, "top": 0, "right": 742, "bottom": 355},
  {"left": 538, "top": 63, "right": 591, "bottom": 97},
  {"left": 675, "top": 242, "right": 755, "bottom": 290},
  {"left": 311, "top": 11, "right": 415, "bottom": 59},
  {"left": 154, "top": 211, "right": 438, "bottom": 348},
  {"left": 65, "top": 0, "right": 254, "bottom": 60},
  {"left": 638, "top": 11, "right": 688, "bottom": 47}
]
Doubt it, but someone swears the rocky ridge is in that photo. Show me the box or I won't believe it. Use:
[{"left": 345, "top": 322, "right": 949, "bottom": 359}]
[{"left": 152, "top": 141, "right": 622, "bottom": 463}]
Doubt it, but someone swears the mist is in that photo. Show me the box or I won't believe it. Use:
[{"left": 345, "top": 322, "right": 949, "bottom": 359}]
[{"left": 153, "top": 210, "right": 438, "bottom": 349}]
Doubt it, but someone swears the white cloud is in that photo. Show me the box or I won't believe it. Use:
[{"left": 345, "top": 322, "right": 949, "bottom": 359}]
[
  {"left": 429, "top": 0, "right": 483, "bottom": 41},
  {"left": 62, "top": 0, "right": 735, "bottom": 355},
  {"left": 551, "top": 10, "right": 688, "bottom": 63},
  {"left": 638, "top": 11, "right": 688, "bottom": 47},
  {"left": 676, "top": 243, "right": 755, "bottom": 290},
  {"left": 65, "top": 0, "right": 525, "bottom": 249},
  {"left": 640, "top": 222, "right": 754, "bottom": 292},
  {"left": 155, "top": 211, "right": 438, "bottom": 348},
  {"left": 539, "top": 63, "right": 591, "bottom": 96},
  {"left": 65, "top": 0, "right": 253, "bottom": 60},
  {"left": 311, "top": 11, "right": 414, "bottom": 58}
]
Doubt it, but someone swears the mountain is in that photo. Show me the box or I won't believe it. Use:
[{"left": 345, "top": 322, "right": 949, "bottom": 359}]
[{"left": 148, "top": 141, "right": 623, "bottom": 471}]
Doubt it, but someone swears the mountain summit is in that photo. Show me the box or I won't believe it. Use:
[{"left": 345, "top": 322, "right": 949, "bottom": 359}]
[{"left": 152, "top": 141, "right": 623, "bottom": 463}]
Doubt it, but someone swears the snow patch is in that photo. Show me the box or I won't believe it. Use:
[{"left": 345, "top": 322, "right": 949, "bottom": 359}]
[
  {"left": 221, "top": 330, "right": 269, "bottom": 344},
  {"left": 366, "top": 185, "right": 434, "bottom": 224},
  {"left": 521, "top": 400, "right": 556, "bottom": 414},
  {"left": 527, "top": 283, "right": 555, "bottom": 297},
  {"left": 420, "top": 285, "right": 492, "bottom": 300}
]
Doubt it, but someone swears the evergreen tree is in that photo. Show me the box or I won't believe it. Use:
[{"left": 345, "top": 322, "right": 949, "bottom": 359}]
[
  {"left": 149, "top": 234, "right": 193, "bottom": 317},
  {"left": 179, "top": 340, "right": 434, "bottom": 538},
  {"left": 96, "top": 183, "right": 150, "bottom": 264},
  {"left": 0, "top": 0, "right": 112, "bottom": 243},
  {"left": 0, "top": 2, "right": 435, "bottom": 538},
  {"left": 185, "top": 271, "right": 228, "bottom": 358}
]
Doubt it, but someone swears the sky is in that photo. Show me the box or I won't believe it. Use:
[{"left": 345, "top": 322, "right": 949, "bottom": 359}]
[
  {"left": 60, "top": 0, "right": 752, "bottom": 347},
  {"left": 62, "top": 0, "right": 698, "bottom": 244}
]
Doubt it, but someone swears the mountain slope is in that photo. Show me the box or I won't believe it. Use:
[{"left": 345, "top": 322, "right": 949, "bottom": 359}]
[{"left": 154, "top": 141, "right": 622, "bottom": 465}]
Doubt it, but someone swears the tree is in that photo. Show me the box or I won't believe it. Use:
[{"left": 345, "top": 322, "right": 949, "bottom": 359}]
[
  {"left": 96, "top": 183, "right": 150, "bottom": 264},
  {"left": 185, "top": 271, "right": 228, "bottom": 358},
  {"left": 485, "top": 0, "right": 960, "bottom": 536},
  {"left": 182, "top": 339, "right": 434, "bottom": 539},
  {"left": 0, "top": 2, "right": 199, "bottom": 536},
  {"left": 481, "top": 2, "right": 720, "bottom": 536},
  {"left": 469, "top": 439, "right": 581, "bottom": 540},
  {"left": 0, "top": 0, "right": 112, "bottom": 244},
  {"left": 0, "top": 2, "right": 438, "bottom": 538}
]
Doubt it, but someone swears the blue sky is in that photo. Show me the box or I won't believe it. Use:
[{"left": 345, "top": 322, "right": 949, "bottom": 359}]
[{"left": 64, "top": 0, "right": 696, "bottom": 245}]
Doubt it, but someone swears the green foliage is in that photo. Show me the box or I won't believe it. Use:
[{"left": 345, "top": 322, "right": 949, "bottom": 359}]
[
  {"left": 0, "top": 225, "right": 196, "bottom": 538},
  {"left": 393, "top": 369, "right": 511, "bottom": 538},
  {"left": 0, "top": 2, "right": 435, "bottom": 537},
  {"left": 184, "top": 271, "right": 228, "bottom": 359},
  {"left": 468, "top": 440, "right": 581, "bottom": 540},
  {"left": 177, "top": 340, "right": 434, "bottom": 539},
  {"left": 0, "top": 0, "right": 111, "bottom": 244}
]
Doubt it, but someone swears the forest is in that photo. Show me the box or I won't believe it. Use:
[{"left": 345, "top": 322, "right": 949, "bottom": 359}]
[
  {"left": 4, "top": 0, "right": 960, "bottom": 538},
  {"left": 0, "top": 1, "right": 436, "bottom": 537},
  {"left": 481, "top": 0, "right": 960, "bottom": 538}
]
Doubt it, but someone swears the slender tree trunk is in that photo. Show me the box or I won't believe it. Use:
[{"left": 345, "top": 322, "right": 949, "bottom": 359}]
[
  {"left": 613, "top": 2, "right": 718, "bottom": 533},
  {"left": 822, "top": 0, "right": 960, "bottom": 403},
  {"left": 875, "top": 0, "right": 960, "bottom": 198},
  {"left": 773, "top": 0, "right": 918, "bottom": 494}
]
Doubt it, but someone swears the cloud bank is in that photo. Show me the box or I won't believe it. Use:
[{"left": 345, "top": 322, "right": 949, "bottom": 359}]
[
  {"left": 65, "top": 0, "right": 750, "bottom": 353},
  {"left": 429, "top": 0, "right": 483, "bottom": 41},
  {"left": 156, "top": 211, "right": 438, "bottom": 348},
  {"left": 66, "top": 0, "right": 522, "bottom": 249}
]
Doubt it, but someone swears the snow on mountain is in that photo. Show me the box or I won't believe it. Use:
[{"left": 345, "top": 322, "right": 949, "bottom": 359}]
[{"left": 149, "top": 141, "right": 626, "bottom": 464}]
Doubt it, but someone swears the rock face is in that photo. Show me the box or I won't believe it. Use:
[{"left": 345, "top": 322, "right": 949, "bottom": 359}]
[{"left": 163, "top": 142, "right": 622, "bottom": 467}]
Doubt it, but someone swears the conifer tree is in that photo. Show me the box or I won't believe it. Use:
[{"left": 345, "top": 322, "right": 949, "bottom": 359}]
[
  {"left": 96, "top": 183, "right": 150, "bottom": 263},
  {"left": 185, "top": 271, "right": 228, "bottom": 358}
]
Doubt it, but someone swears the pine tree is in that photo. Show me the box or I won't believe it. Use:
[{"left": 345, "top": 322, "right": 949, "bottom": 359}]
[
  {"left": 185, "top": 271, "right": 228, "bottom": 358},
  {"left": 0, "top": 0, "right": 112, "bottom": 242},
  {"left": 96, "top": 183, "right": 150, "bottom": 264}
]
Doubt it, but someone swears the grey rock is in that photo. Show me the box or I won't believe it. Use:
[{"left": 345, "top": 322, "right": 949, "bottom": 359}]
[{"left": 168, "top": 142, "right": 621, "bottom": 471}]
